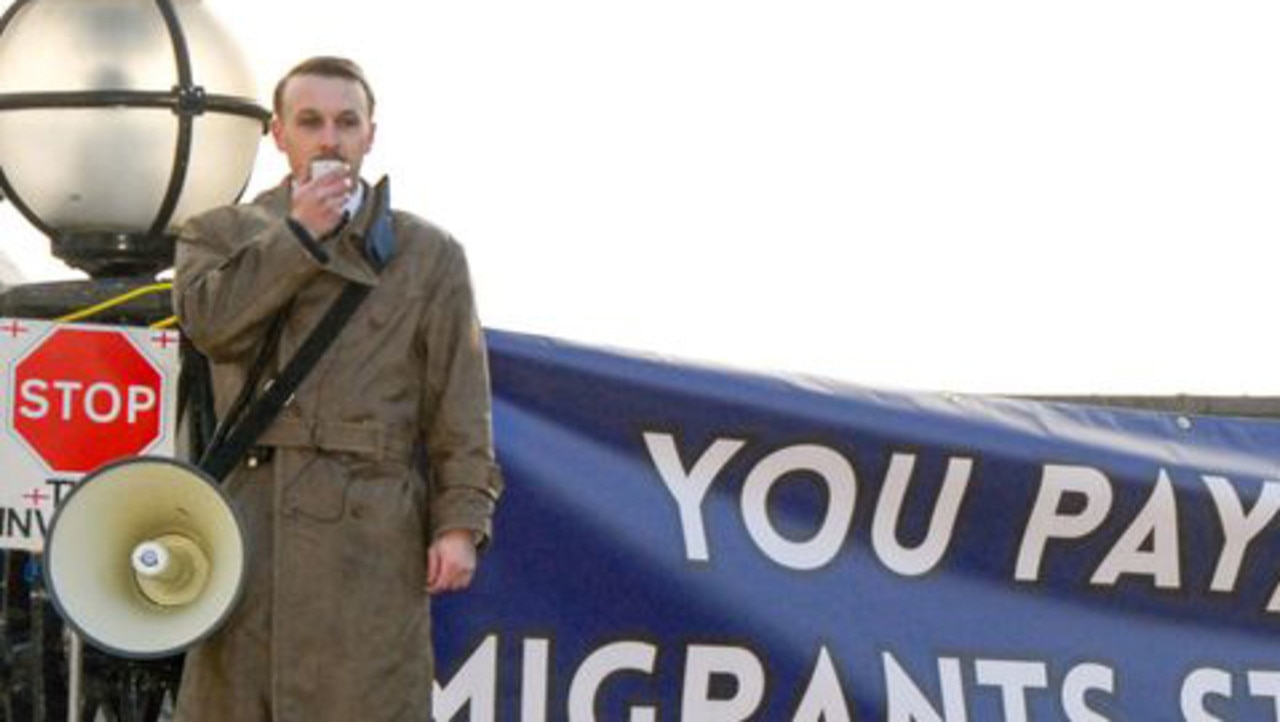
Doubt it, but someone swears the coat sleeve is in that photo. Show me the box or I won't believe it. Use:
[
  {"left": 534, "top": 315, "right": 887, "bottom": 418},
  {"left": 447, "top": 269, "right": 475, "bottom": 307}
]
[
  {"left": 419, "top": 239, "right": 503, "bottom": 546},
  {"left": 173, "top": 206, "right": 329, "bottom": 361}
]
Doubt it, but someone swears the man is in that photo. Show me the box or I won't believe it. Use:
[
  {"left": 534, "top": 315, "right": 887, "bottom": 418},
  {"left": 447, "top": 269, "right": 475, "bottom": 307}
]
[{"left": 171, "top": 56, "right": 502, "bottom": 721}]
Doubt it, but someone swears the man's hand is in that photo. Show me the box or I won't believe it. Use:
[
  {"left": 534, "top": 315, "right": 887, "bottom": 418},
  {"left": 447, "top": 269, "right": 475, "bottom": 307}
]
[
  {"left": 291, "top": 170, "right": 351, "bottom": 238},
  {"left": 427, "top": 529, "right": 478, "bottom": 595}
]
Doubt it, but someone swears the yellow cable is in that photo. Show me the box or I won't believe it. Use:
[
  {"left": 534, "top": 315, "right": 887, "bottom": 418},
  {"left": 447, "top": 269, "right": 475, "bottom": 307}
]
[
  {"left": 55, "top": 282, "right": 173, "bottom": 323},
  {"left": 150, "top": 315, "right": 180, "bottom": 330}
]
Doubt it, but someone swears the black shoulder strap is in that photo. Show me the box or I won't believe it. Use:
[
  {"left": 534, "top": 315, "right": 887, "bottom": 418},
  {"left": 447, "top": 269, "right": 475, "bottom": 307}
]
[
  {"left": 197, "top": 309, "right": 289, "bottom": 461},
  {"left": 198, "top": 281, "right": 372, "bottom": 481}
]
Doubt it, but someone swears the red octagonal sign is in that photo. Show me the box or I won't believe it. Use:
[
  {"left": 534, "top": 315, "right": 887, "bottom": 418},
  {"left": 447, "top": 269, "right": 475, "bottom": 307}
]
[{"left": 11, "top": 327, "right": 164, "bottom": 474}]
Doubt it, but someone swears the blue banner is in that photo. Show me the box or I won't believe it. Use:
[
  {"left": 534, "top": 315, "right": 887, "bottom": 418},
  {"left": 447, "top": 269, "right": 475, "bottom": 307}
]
[{"left": 433, "top": 330, "right": 1280, "bottom": 722}]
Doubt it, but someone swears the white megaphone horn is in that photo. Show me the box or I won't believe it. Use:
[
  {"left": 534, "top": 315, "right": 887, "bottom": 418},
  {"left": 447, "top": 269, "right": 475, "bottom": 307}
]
[{"left": 43, "top": 456, "right": 246, "bottom": 659}]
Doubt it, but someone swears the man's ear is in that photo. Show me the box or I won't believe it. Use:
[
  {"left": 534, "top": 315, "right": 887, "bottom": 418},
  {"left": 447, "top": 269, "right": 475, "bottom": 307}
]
[{"left": 270, "top": 116, "right": 286, "bottom": 151}]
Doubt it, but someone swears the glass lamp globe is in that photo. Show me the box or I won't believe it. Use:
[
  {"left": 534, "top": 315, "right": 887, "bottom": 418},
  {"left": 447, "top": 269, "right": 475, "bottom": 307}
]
[{"left": 0, "top": 0, "right": 268, "bottom": 277}]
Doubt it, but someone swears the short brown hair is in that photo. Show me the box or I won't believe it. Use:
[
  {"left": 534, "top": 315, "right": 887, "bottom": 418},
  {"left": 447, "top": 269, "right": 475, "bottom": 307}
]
[{"left": 273, "top": 56, "right": 376, "bottom": 117}]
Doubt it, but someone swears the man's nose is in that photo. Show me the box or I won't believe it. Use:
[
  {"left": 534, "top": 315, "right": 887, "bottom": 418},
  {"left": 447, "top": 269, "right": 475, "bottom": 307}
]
[{"left": 318, "top": 121, "right": 339, "bottom": 148}]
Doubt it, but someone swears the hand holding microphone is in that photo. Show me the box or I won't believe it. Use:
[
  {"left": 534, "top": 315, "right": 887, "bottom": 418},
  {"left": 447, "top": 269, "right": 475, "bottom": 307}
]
[{"left": 291, "top": 157, "right": 351, "bottom": 238}]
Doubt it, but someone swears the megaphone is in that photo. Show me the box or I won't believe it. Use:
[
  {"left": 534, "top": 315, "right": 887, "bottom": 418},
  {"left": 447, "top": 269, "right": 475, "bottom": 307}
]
[{"left": 43, "top": 456, "right": 246, "bottom": 659}]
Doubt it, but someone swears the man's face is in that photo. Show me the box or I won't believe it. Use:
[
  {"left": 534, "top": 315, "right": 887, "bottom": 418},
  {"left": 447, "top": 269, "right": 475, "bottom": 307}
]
[{"left": 271, "top": 74, "right": 376, "bottom": 182}]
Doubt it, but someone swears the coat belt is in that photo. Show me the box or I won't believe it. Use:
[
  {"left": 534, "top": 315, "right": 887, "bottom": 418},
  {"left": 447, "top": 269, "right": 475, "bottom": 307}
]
[{"left": 257, "top": 418, "right": 417, "bottom": 461}]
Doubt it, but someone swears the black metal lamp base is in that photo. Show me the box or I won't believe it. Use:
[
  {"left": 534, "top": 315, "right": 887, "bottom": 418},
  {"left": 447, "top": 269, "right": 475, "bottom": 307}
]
[{"left": 51, "top": 233, "right": 175, "bottom": 280}]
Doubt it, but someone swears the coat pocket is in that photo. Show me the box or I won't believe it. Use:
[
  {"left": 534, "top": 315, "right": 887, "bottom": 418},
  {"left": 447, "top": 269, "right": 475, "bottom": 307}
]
[{"left": 282, "top": 453, "right": 354, "bottom": 523}]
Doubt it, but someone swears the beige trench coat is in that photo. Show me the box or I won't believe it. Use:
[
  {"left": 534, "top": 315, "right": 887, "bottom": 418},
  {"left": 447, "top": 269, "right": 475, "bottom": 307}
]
[{"left": 170, "top": 180, "right": 502, "bottom": 721}]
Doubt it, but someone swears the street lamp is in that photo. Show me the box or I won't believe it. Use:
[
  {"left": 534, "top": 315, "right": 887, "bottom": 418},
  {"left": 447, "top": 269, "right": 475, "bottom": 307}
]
[
  {"left": 0, "top": 0, "right": 268, "bottom": 279},
  {"left": 0, "top": 2, "right": 269, "bottom": 719}
]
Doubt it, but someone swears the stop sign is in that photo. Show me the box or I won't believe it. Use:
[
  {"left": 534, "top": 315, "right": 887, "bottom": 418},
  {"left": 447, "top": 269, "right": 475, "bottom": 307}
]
[{"left": 11, "top": 327, "right": 165, "bottom": 474}]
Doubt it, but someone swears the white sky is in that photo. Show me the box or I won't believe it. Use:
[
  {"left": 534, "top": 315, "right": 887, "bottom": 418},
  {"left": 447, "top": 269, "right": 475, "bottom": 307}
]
[{"left": 2, "top": 0, "right": 1279, "bottom": 396}]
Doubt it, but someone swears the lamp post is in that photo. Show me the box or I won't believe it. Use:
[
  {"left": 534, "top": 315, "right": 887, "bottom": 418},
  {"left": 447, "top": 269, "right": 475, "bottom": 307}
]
[{"left": 0, "top": 1, "right": 268, "bottom": 719}]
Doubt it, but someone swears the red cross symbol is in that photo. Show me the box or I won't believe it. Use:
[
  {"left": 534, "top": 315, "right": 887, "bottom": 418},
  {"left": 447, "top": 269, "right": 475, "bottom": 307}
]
[
  {"left": 22, "top": 487, "right": 49, "bottom": 507},
  {"left": 151, "top": 331, "right": 179, "bottom": 349},
  {"left": 0, "top": 319, "right": 30, "bottom": 338}
]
